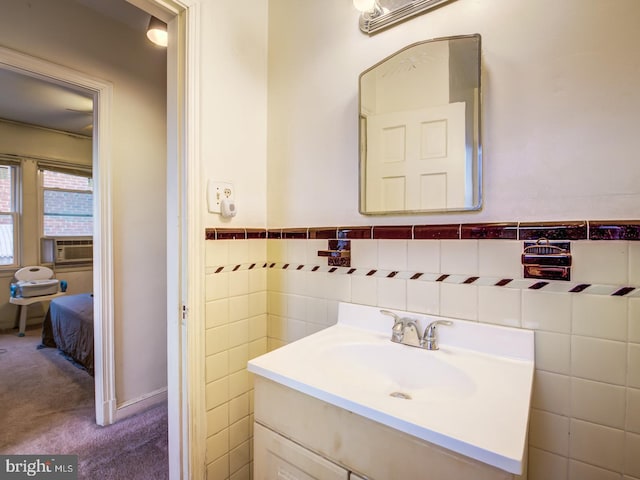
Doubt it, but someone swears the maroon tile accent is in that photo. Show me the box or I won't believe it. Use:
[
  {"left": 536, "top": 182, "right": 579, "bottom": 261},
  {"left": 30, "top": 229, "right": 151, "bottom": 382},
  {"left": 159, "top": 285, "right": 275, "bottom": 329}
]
[
  {"left": 366, "top": 269, "right": 377, "bottom": 276},
  {"left": 338, "top": 226, "right": 373, "bottom": 239},
  {"left": 413, "top": 224, "right": 460, "bottom": 240},
  {"left": 215, "top": 228, "right": 246, "bottom": 240},
  {"left": 232, "top": 265, "right": 240, "bottom": 271},
  {"left": 529, "top": 281, "right": 550, "bottom": 290},
  {"left": 309, "top": 227, "right": 338, "bottom": 239},
  {"left": 461, "top": 223, "right": 518, "bottom": 240},
  {"left": 269, "top": 263, "right": 276, "bottom": 268},
  {"left": 262, "top": 263, "right": 268, "bottom": 268},
  {"left": 495, "top": 279, "right": 512, "bottom": 286},
  {"left": 519, "top": 221, "right": 587, "bottom": 240},
  {"left": 283, "top": 264, "right": 290, "bottom": 269},
  {"left": 612, "top": 287, "right": 635, "bottom": 296},
  {"left": 281, "top": 228, "right": 308, "bottom": 239},
  {"left": 387, "top": 271, "right": 398, "bottom": 278},
  {"left": 328, "top": 267, "right": 338, "bottom": 273},
  {"left": 411, "top": 273, "right": 424, "bottom": 280},
  {"left": 246, "top": 228, "right": 267, "bottom": 239},
  {"left": 296, "top": 265, "right": 304, "bottom": 270},
  {"left": 215, "top": 267, "right": 224, "bottom": 274},
  {"left": 249, "top": 263, "right": 256, "bottom": 269},
  {"left": 570, "top": 284, "right": 591, "bottom": 293},
  {"left": 208, "top": 220, "right": 640, "bottom": 242},
  {"left": 312, "top": 266, "right": 320, "bottom": 271},
  {"left": 463, "top": 276, "right": 479, "bottom": 284},
  {"left": 373, "top": 225, "right": 413, "bottom": 239},
  {"left": 589, "top": 221, "right": 640, "bottom": 241},
  {"left": 436, "top": 274, "right": 449, "bottom": 282},
  {"left": 347, "top": 268, "right": 356, "bottom": 274}
]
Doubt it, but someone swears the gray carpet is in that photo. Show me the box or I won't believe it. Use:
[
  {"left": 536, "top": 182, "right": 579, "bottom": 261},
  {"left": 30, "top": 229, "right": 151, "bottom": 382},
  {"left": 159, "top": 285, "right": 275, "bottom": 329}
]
[{"left": 0, "top": 325, "right": 168, "bottom": 479}]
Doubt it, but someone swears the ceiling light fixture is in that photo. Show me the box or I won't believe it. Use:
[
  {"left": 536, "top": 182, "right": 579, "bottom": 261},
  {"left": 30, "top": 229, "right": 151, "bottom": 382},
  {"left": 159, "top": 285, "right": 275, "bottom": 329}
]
[{"left": 146, "top": 16, "right": 168, "bottom": 47}]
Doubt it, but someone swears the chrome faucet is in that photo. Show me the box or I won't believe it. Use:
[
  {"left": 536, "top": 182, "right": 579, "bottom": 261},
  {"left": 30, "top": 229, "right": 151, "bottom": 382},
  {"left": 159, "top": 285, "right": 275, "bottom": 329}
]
[
  {"left": 380, "top": 310, "right": 421, "bottom": 346},
  {"left": 420, "top": 320, "right": 453, "bottom": 350},
  {"left": 380, "top": 310, "right": 452, "bottom": 350}
]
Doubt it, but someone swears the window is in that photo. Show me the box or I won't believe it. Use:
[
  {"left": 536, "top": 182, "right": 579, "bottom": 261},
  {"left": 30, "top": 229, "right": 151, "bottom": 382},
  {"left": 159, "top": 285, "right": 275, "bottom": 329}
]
[
  {"left": 41, "top": 168, "right": 93, "bottom": 237},
  {"left": 0, "top": 162, "right": 19, "bottom": 266}
]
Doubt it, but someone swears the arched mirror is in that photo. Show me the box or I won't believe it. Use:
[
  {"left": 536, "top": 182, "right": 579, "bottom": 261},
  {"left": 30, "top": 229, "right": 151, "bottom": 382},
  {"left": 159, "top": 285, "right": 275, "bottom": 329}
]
[{"left": 359, "top": 34, "right": 482, "bottom": 214}]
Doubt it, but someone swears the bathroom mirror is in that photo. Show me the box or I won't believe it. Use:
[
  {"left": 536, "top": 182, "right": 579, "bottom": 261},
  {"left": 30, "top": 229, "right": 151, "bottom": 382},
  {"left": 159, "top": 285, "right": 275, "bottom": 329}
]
[{"left": 358, "top": 34, "right": 482, "bottom": 215}]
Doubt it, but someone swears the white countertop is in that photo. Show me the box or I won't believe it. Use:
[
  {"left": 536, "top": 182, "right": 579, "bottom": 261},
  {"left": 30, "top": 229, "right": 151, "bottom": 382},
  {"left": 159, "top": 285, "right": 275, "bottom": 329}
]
[{"left": 248, "top": 302, "right": 534, "bottom": 475}]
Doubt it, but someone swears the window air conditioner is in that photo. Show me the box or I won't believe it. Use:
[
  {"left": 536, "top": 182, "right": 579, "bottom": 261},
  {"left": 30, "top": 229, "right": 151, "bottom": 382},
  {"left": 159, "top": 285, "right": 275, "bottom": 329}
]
[{"left": 40, "top": 237, "right": 93, "bottom": 265}]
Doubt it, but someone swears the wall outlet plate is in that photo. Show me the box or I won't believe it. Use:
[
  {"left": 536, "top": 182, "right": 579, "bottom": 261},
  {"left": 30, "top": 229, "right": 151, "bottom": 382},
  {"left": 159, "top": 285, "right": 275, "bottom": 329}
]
[{"left": 207, "top": 180, "right": 234, "bottom": 214}]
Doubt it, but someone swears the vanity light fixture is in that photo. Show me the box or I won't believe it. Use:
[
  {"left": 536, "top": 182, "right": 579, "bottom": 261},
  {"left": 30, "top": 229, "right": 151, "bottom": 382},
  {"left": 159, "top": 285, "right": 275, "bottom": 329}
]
[
  {"left": 353, "top": 0, "right": 385, "bottom": 30},
  {"left": 356, "top": 0, "right": 456, "bottom": 35},
  {"left": 146, "top": 16, "right": 168, "bottom": 47}
]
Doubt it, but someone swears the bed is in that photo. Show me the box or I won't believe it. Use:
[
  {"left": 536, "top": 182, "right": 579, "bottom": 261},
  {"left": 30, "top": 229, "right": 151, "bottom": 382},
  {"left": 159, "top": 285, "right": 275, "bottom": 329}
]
[{"left": 40, "top": 293, "right": 94, "bottom": 375}]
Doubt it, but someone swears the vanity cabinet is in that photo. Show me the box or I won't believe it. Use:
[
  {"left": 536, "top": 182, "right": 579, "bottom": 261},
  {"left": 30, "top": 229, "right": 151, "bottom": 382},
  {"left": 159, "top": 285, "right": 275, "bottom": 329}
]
[
  {"left": 254, "top": 423, "right": 349, "bottom": 480},
  {"left": 254, "top": 377, "right": 522, "bottom": 480}
]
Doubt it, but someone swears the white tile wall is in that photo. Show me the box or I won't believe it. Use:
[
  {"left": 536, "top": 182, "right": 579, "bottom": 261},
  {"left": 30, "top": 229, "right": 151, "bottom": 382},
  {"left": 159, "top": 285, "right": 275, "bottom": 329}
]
[
  {"left": 571, "top": 336, "right": 627, "bottom": 385},
  {"left": 440, "top": 283, "right": 478, "bottom": 320},
  {"left": 531, "top": 370, "right": 570, "bottom": 416},
  {"left": 478, "top": 240, "right": 522, "bottom": 278},
  {"left": 205, "top": 240, "right": 267, "bottom": 479},
  {"left": 572, "top": 294, "right": 628, "bottom": 341},
  {"left": 478, "top": 286, "right": 521, "bottom": 327},
  {"left": 528, "top": 447, "right": 567, "bottom": 480},
  {"left": 630, "top": 243, "right": 640, "bottom": 285},
  {"left": 570, "top": 419, "right": 624, "bottom": 472},
  {"left": 440, "top": 239, "right": 478, "bottom": 275},
  {"left": 572, "top": 240, "right": 629, "bottom": 285},
  {"left": 205, "top": 237, "right": 640, "bottom": 480},
  {"left": 407, "top": 240, "right": 440, "bottom": 273},
  {"left": 570, "top": 378, "right": 626, "bottom": 429},
  {"left": 568, "top": 460, "right": 622, "bottom": 480},
  {"left": 522, "top": 290, "right": 572, "bottom": 333}
]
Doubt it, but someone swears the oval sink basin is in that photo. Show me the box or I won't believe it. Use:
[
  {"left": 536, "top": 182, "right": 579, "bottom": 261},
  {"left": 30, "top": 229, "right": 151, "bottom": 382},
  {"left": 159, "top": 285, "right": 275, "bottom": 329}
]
[{"left": 320, "top": 342, "right": 476, "bottom": 401}]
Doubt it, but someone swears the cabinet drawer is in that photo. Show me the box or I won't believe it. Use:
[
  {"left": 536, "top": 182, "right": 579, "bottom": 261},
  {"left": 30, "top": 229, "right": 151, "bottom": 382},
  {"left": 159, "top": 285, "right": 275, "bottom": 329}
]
[{"left": 254, "top": 422, "right": 349, "bottom": 480}]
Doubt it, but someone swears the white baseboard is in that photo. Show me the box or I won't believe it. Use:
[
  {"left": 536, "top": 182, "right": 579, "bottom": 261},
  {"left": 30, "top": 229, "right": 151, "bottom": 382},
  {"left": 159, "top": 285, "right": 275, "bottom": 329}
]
[{"left": 115, "top": 387, "right": 168, "bottom": 422}]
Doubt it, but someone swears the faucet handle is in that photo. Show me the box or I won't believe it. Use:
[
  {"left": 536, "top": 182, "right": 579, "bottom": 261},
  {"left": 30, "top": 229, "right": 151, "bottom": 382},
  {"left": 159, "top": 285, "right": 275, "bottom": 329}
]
[
  {"left": 380, "top": 309, "right": 405, "bottom": 342},
  {"left": 421, "top": 320, "right": 453, "bottom": 350}
]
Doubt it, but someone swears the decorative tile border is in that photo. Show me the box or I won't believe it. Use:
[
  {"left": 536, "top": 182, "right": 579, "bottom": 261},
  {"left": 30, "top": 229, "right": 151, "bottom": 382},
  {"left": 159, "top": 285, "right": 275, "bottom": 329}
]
[
  {"left": 206, "top": 261, "right": 639, "bottom": 298},
  {"left": 205, "top": 220, "right": 640, "bottom": 241},
  {"left": 204, "top": 220, "right": 640, "bottom": 298}
]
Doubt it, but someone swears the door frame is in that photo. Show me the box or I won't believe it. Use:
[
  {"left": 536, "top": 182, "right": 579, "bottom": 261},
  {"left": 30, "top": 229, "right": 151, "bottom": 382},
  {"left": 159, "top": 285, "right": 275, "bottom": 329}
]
[{"left": 128, "top": 0, "right": 204, "bottom": 478}]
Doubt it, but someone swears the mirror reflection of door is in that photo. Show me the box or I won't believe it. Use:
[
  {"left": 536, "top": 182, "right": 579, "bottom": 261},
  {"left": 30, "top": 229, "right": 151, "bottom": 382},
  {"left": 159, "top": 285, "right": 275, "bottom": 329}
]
[
  {"left": 359, "top": 34, "right": 481, "bottom": 214},
  {"left": 365, "top": 102, "right": 466, "bottom": 211}
]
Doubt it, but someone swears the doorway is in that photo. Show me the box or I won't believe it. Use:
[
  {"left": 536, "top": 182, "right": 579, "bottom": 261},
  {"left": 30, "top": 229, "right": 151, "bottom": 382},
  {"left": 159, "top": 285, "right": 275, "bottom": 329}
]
[{"left": 0, "top": 0, "right": 199, "bottom": 477}]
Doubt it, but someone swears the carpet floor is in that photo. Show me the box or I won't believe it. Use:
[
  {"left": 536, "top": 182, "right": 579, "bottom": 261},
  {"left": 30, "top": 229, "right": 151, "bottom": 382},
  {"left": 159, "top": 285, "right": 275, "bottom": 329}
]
[{"left": 0, "top": 325, "right": 168, "bottom": 479}]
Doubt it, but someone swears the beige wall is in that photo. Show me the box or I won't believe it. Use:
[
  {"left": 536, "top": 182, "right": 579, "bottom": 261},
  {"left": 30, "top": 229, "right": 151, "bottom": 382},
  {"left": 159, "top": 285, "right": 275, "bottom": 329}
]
[
  {"left": 0, "top": 0, "right": 168, "bottom": 406},
  {"left": 267, "top": 0, "right": 640, "bottom": 226},
  {"left": 200, "top": 0, "right": 269, "bottom": 229}
]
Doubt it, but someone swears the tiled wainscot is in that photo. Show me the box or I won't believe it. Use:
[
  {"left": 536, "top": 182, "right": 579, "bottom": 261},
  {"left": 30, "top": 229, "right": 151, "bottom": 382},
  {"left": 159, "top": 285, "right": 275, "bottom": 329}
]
[{"left": 204, "top": 220, "right": 640, "bottom": 480}]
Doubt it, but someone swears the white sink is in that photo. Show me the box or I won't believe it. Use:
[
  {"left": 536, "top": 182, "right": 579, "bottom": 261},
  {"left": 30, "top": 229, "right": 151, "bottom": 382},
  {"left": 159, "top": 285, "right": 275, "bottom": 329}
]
[
  {"left": 319, "top": 341, "right": 476, "bottom": 400},
  {"left": 248, "top": 302, "right": 534, "bottom": 475}
]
